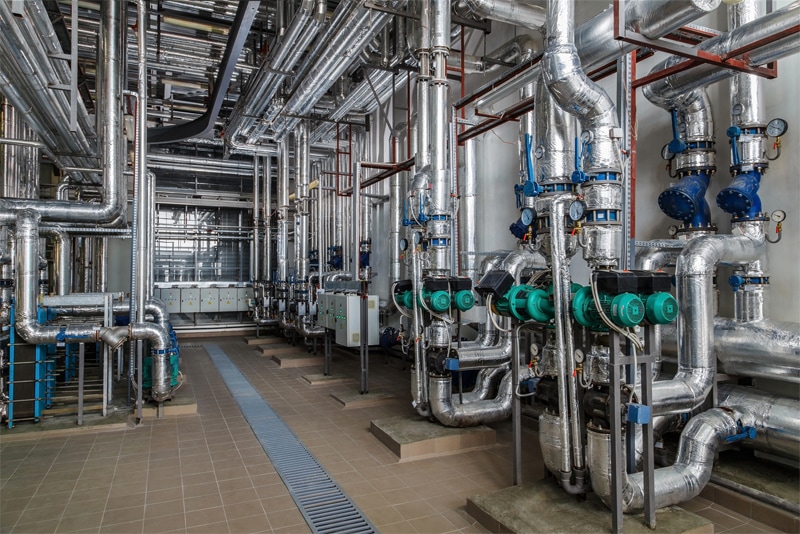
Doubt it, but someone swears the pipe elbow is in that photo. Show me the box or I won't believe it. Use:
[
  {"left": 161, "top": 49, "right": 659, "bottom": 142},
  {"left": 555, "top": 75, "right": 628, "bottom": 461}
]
[{"left": 129, "top": 322, "right": 169, "bottom": 351}]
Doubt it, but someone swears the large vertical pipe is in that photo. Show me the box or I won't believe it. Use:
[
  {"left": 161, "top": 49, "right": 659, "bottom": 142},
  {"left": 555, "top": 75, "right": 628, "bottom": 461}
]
[
  {"left": 253, "top": 157, "right": 260, "bottom": 281},
  {"left": 263, "top": 156, "right": 271, "bottom": 281},
  {"left": 277, "top": 139, "right": 290, "bottom": 284},
  {"left": 352, "top": 131, "right": 363, "bottom": 279},
  {"left": 460, "top": 139, "right": 478, "bottom": 281},
  {"left": 295, "top": 122, "right": 310, "bottom": 282},
  {"left": 390, "top": 130, "right": 404, "bottom": 283},
  {"left": 415, "top": 0, "right": 431, "bottom": 171},
  {"left": 133, "top": 0, "right": 148, "bottom": 324},
  {"left": 42, "top": 229, "right": 71, "bottom": 296}
]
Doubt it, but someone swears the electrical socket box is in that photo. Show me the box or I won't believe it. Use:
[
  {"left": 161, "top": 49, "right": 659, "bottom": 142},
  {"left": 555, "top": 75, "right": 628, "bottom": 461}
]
[
  {"left": 237, "top": 288, "right": 253, "bottom": 312},
  {"left": 218, "top": 288, "right": 238, "bottom": 312},
  {"left": 180, "top": 288, "right": 200, "bottom": 313},
  {"left": 161, "top": 288, "right": 181, "bottom": 314},
  {"left": 201, "top": 288, "right": 219, "bottom": 313},
  {"left": 333, "top": 294, "right": 379, "bottom": 347}
]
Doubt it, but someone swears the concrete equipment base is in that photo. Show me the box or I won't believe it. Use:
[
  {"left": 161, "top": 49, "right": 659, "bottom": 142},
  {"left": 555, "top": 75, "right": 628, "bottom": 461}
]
[
  {"left": 301, "top": 374, "right": 353, "bottom": 386},
  {"left": 467, "top": 480, "right": 712, "bottom": 534},
  {"left": 370, "top": 414, "right": 496, "bottom": 462},
  {"left": 331, "top": 390, "right": 395, "bottom": 410},
  {"left": 259, "top": 345, "right": 300, "bottom": 356},
  {"left": 273, "top": 353, "right": 325, "bottom": 368},
  {"left": 245, "top": 336, "right": 286, "bottom": 346}
]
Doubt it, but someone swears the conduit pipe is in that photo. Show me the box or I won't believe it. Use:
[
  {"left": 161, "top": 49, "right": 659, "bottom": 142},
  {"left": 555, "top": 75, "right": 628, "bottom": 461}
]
[
  {"left": 0, "top": 0, "right": 125, "bottom": 225},
  {"left": 643, "top": 1, "right": 800, "bottom": 108},
  {"left": 588, "top": 407, "right": 743, "bottom": 513},
  {"left": 651, "top": 222, "right": 767, "bottom": 415},
  {"left": 429, "top": 368, "right": 514, "bottom": 427}
]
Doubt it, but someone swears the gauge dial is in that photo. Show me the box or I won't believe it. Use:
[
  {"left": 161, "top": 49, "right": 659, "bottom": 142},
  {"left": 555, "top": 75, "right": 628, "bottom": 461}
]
[
  {"left": 568, "top": 200, "right": 586, "bottom": 222},
  {"left": 766, "top": 117, "right": 788, "bottom": 137},
  {"left": 534, "top": 145, "right": 545, "bottom": 159},
  {"left": 661, "top": 143, "right": 675, "bottom": 161},
  {"left": 667, "top": 225, "right": 679, "bottom": 237},
  {"left": 574, "top": 349, "right": 585, "bottom": 364},
  {"left": 580, "top": 130, "right": 593, "bottom": 143},
  {"left": 771, "top": 210, "right": 786, "bottom": 223},
  {"left": 732, "top": 103, "right": 744, "bottom": 116},
  {"left": 413, "top": 231, "right": 423, "bottom": 245},
  {"left": 399, "top": 238, "right": 408, "bottom": 251},
  {"left": 520, "top": 208, "right": 535, "bottom": 226}
]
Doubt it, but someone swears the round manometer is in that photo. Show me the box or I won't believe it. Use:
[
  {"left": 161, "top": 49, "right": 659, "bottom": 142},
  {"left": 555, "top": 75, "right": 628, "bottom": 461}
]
[
  {"left": 574, "top": 349, "right": 585, "bottom": 364},
  {"left": 399, "top": 238, "right": 408, "bottom": 251},
  {"left": 766, "top": 118, "right": 788, "bottom": 137},
  {"left": 667, "top": 225, "right": 679, "bottom": 237},
  {"left": 534, "top": 145, "right": 545, "bottom": 159},
  {"left": 568, "top": 200, "right": 587, "bottom": 222},
  {"left": 412, "top": 231, "right": 423, "bottom": 245},
  {"left": 580, "top": 130, "right": 593, "bottom": 143},
  {"left": 520, "top": 207, "right": 535, "bottom": 226},
  {"left": 661, "top": 143, "right": 675, "bottom": 161},
  {"left": 771, "top": 209, "right": 786, "bottom": 223},
  {"left": 732, "top": 103, "right": 744, "bottom": 116}
]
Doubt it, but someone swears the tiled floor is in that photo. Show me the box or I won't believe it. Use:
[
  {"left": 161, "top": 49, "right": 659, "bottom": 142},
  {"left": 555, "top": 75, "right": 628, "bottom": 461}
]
[{"left": 0, "top": 336, "right": 789, "bottom": 533}]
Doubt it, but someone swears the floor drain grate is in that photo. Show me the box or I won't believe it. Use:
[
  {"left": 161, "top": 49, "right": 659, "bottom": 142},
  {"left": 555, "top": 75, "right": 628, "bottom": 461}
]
[{"left": 205, "top": 344, "right": 376, "bottom": 534}]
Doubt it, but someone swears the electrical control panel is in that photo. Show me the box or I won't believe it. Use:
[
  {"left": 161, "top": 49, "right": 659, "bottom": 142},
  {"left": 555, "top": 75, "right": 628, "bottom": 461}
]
[
  {"left": 237, "top": 287, "right": 254, "bottom": 312},
  {"left": 200, "top": 288, "right": 219, "bottom": 313},
  {"left": 326, "top": 293, "right": 379, "bottom": 347},
  {"left": 161, "top": 288, "right": 181, "bottom": 314},
  {"left": 218, "top": 287, "right": 238, "bottom": 312},
  {"left": 180, "top": 288, "right": 200, "bottom": 313}
]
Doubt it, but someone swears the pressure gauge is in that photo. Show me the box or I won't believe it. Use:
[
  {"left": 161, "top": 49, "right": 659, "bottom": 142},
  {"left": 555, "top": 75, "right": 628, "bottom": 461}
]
[
  {"left": 399, "top": 238, "right": 408, "bottom": 251},
  {"left": 535, "top": 145, "right": 545, "bottom": 159},
  {"left": 412, "top": 231, "right": 423, "bottom": 245},
  {"left": 568, "top": 200, "right": 587, "bottom": 222},
  {"left": 580, "top": 130, "right": 593, "bottom": 144},
  {"left": 732, "top": 103, "right": 744, "bottom": 116},
  {"left": 520, "top": 207, "right": 535, "bottom": 226},
  {"left": 766, "top": 118, "right": 788, "bottom": 137},
  {"left": 661, "top": 143, "right": 675, "bottom": 161},
  {"left": 667, "top": 224, "right": 679, "bottom": 237},
  {"left": 574, "top": 349, "right": 585, "bottom": 364},
  {"left": 530, "top": 343, "right": 540, "bottom": 357},
  {"left": 771, "top": 209, "right": 786, "bottom": 223}
]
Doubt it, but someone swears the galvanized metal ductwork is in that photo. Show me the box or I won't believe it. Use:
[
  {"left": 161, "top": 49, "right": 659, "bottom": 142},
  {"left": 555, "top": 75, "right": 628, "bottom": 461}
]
[{"left": 459, "top": 0, "right": 546, "bottom": 30}]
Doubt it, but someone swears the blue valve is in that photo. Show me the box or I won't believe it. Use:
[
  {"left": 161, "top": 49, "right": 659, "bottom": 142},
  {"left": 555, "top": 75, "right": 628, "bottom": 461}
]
[
  {"left": 669, "top": 109, "right": 687, "bottom": 155},
  {"left": 728, "top": 275, "right": 745, "bottom": 292},
  {"left": 724, "top": 421, "right": 757, "bottom": 443},
  {"left": 727, "top": 125, "right": 742, "bottom": 166},
  {"left": 445, "top": 357, "right": 460, "bottom": 371},
  {"left": 572, "top": 136, "right": 589, "bottom": 184}
]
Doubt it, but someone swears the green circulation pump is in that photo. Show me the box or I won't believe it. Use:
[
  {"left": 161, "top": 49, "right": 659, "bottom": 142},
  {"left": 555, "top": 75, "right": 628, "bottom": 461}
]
[
  {"left": 421, "top": 289, "right": 451, "bottom": 313},
  {"left": 453, "top": 290, "right": 475, "bottom": 312},
  {"left": 494, "top": 285, "right": 554, "bottom": 322},
  {"left": 572, "top": 285, "right": 645, "bottom": 329},
  {"left": 400, "top": 290, "right": 414, "bottom": 310},
  {"left": 643, "top": 292, "right": 678, "bottom": 324}
]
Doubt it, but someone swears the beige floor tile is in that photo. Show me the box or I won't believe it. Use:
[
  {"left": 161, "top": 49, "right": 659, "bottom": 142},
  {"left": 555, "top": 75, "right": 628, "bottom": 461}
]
[{"left": 226, "top": 514, "right": 270, "bottom": 534}]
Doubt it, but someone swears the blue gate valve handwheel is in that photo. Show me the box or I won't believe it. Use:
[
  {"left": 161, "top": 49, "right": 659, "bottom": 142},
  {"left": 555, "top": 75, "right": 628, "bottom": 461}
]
[
  {"left": 728, "top": 275, "right": 745, "bottom": 292},
  {"left": 668, "top": 138, "right": 687, "bottom": 155},
  {"left": 572, "top": 170, "right": 588, "bottom": 184},
  {"left": 724, "top": 424, "right": 757, "bottom": 443}
]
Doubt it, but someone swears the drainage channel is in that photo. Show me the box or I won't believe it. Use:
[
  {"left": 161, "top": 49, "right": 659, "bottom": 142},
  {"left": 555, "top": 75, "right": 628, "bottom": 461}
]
[{"left": 205, "top": 344, "right": 376, "bottom": 534}]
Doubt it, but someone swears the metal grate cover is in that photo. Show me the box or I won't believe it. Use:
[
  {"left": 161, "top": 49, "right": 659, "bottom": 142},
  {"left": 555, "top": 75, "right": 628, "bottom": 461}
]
[{"left": 205, "top": 344, "right": 376, "bottom": 534}]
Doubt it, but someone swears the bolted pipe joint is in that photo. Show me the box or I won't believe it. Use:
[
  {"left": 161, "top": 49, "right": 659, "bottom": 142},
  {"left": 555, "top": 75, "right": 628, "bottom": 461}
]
[
  {"left": 658, "top": 172, "right": 711, "bottom": 227},
  {"left": 716, "top": 171, "right": 762, "bottom": 220}
]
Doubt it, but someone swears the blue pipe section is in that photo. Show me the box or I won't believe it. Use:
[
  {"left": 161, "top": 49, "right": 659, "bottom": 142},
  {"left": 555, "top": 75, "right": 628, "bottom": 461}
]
[
  {"left": 717, "top": 170, "right": 762, "bottom": 220},
  {"left": 658, "top": 172, "right": 711, "bottom": 227}
]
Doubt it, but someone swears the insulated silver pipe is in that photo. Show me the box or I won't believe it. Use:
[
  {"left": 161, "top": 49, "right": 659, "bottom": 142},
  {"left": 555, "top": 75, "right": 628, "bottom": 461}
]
[
  {"left": 588, "top": 407, "right": 742, "bottom": 513},
  {"left": 660, "top": 317, "right": 800, "bottom": 384},
  {"left": 460, "top": 139, "right": 478, "bottom": 281},
  {"left": 534, "top": 72, "right": 576, "bottom": 184},
  {"left": 41, "top": 228, "right": 71, "bottom": 296},
  {"left": 729, "top": 0, "right": 766, "bottom": 129},
  {"left": 134, "top": 1, "right": 149, "bottom": 325},
  {"left": 272, "top": 0, "right": 407, "bottom": 138},
  {"left": 429, "top": 370, "right": 513, "bottom": 427},
  {"left": 718, "top": 384, "right": 800, "bottom": 461},
  {"left": 263, "top": 156, "right": 272, "bottom": 281},
  {"left": 550, "top": 195, "right": 577, "bottom": 475},
  {"left": 295, "top": 122, "right": 310, "bottom": 282},
  {"left": 277, "top": 139, "right": 290, "bottom": 283},
  {"left": 643, "top": 1, "right": 800, "bottom": 107},
  {"left": 253, "top": 158, "right": 260, "bottom": 281},
  {"left": 0, "top": 0, "right": 124, "bottom": 225},
  {"left": 390, "top": 129, "right": 405, "bottom": 283},
  {"left": 652, "top": 223, "right": 766, "bottom": 415},
  {"left": 460, "top": 0, "right": 546, "bottom": 29}
]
